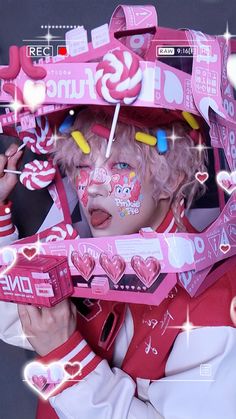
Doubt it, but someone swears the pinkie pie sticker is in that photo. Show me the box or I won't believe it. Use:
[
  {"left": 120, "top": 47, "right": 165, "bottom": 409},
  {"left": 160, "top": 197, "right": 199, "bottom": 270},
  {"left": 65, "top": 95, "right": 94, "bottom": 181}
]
[{"left": 76, "top": 167, "right": 143, "bottom": 217}]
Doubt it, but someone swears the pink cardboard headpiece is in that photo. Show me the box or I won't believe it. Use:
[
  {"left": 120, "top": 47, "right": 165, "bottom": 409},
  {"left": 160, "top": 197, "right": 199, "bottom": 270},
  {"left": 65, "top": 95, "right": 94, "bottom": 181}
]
[{"left": 0, "top": 5, "right": 236, "bottom": 307}]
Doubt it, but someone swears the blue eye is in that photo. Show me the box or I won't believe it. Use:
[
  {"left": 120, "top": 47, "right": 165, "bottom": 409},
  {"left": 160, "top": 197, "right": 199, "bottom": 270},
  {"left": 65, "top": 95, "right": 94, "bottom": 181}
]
[{"left": 114, "top": 162, "right": 130, "bottom": 170}]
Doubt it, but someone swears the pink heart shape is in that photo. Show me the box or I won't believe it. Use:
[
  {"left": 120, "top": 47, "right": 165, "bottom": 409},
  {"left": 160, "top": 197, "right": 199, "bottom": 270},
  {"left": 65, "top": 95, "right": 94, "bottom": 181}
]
[
  {"left": 71, "top": 251, "right": 95, "bottom": 281},
  {"left": 131, "top": 256, "right": 161, "bottom": 288},
  {"left": 99, "top": 253, "right": 126, "bottom": 284},
  {"left": 31, "top": 374, "right": 47, "bottom": 391}
]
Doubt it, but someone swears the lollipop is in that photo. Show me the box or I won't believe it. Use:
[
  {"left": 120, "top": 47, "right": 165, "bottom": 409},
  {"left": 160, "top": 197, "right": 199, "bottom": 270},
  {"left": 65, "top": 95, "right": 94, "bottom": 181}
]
[
  {"left": 18, "top": 116, "right": 54, "bottom": 155},
  {"left": 95, "top": 49, "right": 143, "bottom": 157},
  {"left": 45, "top": 223, "right": 79, "bottom": 242},
  {"left": 4, "top": 160, "right": 56, "bottom": 190}
]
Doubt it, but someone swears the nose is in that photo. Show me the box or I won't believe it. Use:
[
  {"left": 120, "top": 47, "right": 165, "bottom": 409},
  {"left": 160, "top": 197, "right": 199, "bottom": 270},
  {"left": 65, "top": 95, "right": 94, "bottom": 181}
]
[{"left": 87, "top": 169, "right": 110, "bottom": 198}]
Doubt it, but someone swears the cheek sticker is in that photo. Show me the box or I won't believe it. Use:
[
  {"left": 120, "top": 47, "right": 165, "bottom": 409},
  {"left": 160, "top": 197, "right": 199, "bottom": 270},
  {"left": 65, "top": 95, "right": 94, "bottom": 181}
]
[
  {"left": 90, "top": 167, "right": 111, "bottom": 186},
  {"left": 76, "top": 170, "right": 89, "bottom": 207},
  {"left": 112, "top": 172, "right": 142, "bottom": 217}
]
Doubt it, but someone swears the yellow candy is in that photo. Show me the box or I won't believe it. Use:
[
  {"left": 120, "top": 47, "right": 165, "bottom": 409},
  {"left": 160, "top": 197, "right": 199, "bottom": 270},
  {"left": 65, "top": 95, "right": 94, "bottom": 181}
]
[
  {"left": 182, "top": 112, "right": 200, "bottom": 130},
  {"left": 135, "top": 132, "right": 157, "bottom": 146},
  {"left": 71, "top": 131, "right": 90, "bottom": 154}
]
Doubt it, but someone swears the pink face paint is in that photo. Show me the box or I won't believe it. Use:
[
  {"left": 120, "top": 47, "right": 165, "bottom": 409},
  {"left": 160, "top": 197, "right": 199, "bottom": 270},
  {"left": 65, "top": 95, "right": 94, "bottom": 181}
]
[
  {"left": 76, "top": 170, "right": 89, "bottom": 207},
  {"left": 111, "top": 172, "right": 142, "bottom": 217},
  {"left": 89, "top": 167, "right": 111, "bottom": 186}
]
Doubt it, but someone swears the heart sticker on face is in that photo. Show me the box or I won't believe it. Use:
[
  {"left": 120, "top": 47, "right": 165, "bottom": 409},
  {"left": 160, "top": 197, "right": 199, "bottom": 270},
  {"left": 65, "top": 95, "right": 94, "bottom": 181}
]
[
  {"left": 227, "top": 54, "right": 236, "bottom": 90},
  {"left": 131, "top": 256, "right": 161, "bottom": 288},
  {"left": 99, "top": 253, "right": 126, "bottom": 284},
  {"left": 23, "top": 80, "right": 46, "bottom": 112},
  {"left": 64, "top": 362, "right": 82, "bottom": 378},
  {"left": 21, "top": 245, "right": 38, "bottom": 261},
  {"left": 216, "top": 170, "right": 236, "bottom": 194},
  {"left": 0, "top": 247, "right": 17, "bottom": 278},
  {"left": 24, "top": 361, "right": 67, "bottom": 400},
  {"left": 71, "top": 251, "right": 95, "bottom": 280},
  {"left": 219, "top": 243, "right": 231, "bottom": 254},
  {"left": 195, "top": 171, "right": 209, "bottom": 184}
]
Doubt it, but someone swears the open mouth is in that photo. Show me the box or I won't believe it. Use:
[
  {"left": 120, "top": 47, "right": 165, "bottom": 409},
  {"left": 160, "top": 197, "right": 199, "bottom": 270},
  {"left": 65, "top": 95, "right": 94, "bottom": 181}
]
[{"left": 89, "top": 208, "right": 112, "bottom": 229}]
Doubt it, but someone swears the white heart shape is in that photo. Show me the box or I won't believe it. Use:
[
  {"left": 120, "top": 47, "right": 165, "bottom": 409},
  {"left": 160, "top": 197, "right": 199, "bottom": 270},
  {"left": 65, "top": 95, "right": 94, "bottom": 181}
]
[
  {"left": 227, "top": 54, "right": 236, "bottom": 89},
  {"left": 0, "top": 247, "right": 17, "bottom": 278},
  {"left": 216, "top": 170, "right": 236, "bottom": 194},
  {"left": 24, "top": 361, "right": 68, "bottom": 400},
  {"left": 164, "top": 70, "right": 183, "bottom": 104},
  {"left": 23, "top": 80, "right": 46, "bottom": 112}
]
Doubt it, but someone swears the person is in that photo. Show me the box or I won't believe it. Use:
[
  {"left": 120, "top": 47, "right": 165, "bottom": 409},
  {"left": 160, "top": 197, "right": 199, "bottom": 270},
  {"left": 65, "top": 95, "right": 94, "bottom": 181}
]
[{"left": 0, "top": 107, "right": 236, "bottom": 419}]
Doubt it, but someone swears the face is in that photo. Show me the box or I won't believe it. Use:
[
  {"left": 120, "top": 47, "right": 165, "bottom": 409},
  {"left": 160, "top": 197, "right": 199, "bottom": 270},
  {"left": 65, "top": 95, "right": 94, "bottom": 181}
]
[{"left": 75, "top": 139, "right": 164, "bottom": 237}]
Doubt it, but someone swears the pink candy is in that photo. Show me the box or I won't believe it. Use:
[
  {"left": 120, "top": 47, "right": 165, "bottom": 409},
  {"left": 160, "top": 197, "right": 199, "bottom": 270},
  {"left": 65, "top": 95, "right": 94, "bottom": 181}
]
[
  {"left": 20, "top": 160, "right": 56, "bottom": 190},
  {"left": 95, "top": 50, "right": 142, "bottom": 105}
]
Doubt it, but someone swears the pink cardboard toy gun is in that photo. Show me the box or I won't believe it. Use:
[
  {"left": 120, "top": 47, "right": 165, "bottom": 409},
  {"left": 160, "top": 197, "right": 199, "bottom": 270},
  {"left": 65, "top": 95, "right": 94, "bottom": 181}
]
[{"left": 0, "top": 254, "right": 73, "bottom": 307}]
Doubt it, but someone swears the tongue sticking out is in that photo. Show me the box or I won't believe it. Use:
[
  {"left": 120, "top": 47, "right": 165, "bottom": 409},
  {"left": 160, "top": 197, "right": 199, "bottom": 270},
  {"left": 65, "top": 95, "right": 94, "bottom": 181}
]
[{"left": 90, "top": 209, "right": 111, "bottom": 227}]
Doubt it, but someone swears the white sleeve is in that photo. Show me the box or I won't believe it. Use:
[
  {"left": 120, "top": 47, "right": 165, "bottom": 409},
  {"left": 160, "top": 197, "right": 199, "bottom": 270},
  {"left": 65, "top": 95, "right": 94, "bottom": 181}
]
[
  {"left": 49, "top": 326, "right": 236, "bottom": 419},
  {"left": 0, "top": 228, "right": 34, "bottom": 350},
  {"left": 50, "top": 360, "right": 163, "bottom": 419},
  {"left": 148, "top": 326, "right": 236, "bottom": 419}
]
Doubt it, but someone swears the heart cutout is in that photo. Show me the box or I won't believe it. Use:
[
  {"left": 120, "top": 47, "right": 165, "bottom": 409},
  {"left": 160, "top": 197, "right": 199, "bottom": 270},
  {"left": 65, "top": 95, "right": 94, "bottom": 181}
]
[
  {"left": 99, "top": 253, "right": 126, "bottom": 284},
  {"left": 0, "top": 247, "right": 17, "bottom": 278},
  {"left": 71, "top": 251, "right": 95, "bottom": 281},
  {"left": 64, "top": 361, "right": 82, "bottom": 378},
  {"left": 21, "top": 245, "right": 38, "bottom": 261},
  {"left": 131, "top": 256, "right": 161, "bottom": 288},
  {"left": 24, "top": 361, "right": 67, "bottom": 400},
  {"left": 216, "top": 170, "right": 236, "bottom": 194},
  {"left": 23, "top": 80, "right": 46, "bottom": 112},
  {"left": 195, "top": 171, "right": 209, "bottom": 184},
  {"left": 227, "top": 54, "right": 236, "bottom": 90},
  {"left": 219, "top": 244, "right": 231, "bottom": 254}
]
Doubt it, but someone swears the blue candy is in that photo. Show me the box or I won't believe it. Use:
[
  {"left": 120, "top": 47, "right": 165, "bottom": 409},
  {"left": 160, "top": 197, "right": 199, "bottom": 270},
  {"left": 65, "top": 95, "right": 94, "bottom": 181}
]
[
  {"left": 156, "top": 129, "right": 168, "bottom": 154},
  {"left": 59, "top": 113, "right": 76, "bottom": 134}
]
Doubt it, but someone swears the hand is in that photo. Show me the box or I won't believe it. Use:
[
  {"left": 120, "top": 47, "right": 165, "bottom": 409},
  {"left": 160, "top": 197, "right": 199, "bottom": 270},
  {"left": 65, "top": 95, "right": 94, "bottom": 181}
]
[
  {"left": 18, "top": 300, "right": 77, "bottom": 356},
  {"left": 0, "top": 143, "right": 23, "bottom": 204}
]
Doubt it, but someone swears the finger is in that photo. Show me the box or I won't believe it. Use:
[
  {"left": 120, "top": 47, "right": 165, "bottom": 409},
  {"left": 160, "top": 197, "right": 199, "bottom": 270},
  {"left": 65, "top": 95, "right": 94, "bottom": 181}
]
[
  {"left": 0, "top": 154, "right": 8, "bottom": 175},
  {"left": 18, "top": 304, "right": 31, "bottom": 328},
  {"left": 7, "top": 149, "right": 23, "bottom": 171},
  {"left": 69, "top": 300, "right": 77, "bottom": 318},
  {"left": 41, "top": 299, "right": 70, "bottom": 321},
  {"left": 5, "top": 143, "right": 19, "bottom": 158},
  {"left": 20, "top": 305, "right": 42, "bottom": 325}
]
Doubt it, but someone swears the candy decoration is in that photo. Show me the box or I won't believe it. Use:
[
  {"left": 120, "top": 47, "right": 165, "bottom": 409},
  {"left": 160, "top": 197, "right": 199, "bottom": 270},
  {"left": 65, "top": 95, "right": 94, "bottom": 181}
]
[
  {"left": 91, "top": 124, "right": 110, "bottom": 140},
  {"left": 19, "top": 160, "right": 56, "bottom": 190},
  {"left": 59, "top": 114, "right": 76, "bottom": 134},
  {"left": 156, "top": 129, "right": 168, "bottom": 154},
  {"left": 20, "top": 46, "right": 47, "bottom": 80},
  {"left": 45, "top": 224, "right": 79, "bottom": 242},
  {"left": 3, "top": 83, "right": 24, "bottom": 106},
  {"left": 135, "top": 132, "right": 157, "bottom": 146},
  {"left": 18, "top": 116, "right": 54, "bottom": 155},
  {"left": 0, "top": 46, "right": 20, "bottom": 80},
  {"left": 95, "top": 50, "right": 143, "bottom": 158},
  {"left": 182, "top": 112, "right": 200, "bottom": 130},
  {"left": 71, "top": 131, "right": 90, "bottom": 154}
]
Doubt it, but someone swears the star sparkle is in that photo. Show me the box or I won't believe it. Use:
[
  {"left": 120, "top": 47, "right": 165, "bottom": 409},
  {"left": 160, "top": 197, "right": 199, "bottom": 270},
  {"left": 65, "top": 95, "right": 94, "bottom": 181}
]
[{"left": 166, "top": 305, "right": 200, "bottom": 347}]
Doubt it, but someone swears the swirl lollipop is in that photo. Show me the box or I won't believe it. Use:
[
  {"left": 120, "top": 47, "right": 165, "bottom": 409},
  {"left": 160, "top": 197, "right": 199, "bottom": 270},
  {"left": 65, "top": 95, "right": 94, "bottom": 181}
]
[
  {"left": 4, "top": 159, "right": 56, "bottom": 190},
  {"left": 18, "top": 116, "right": 54, "bottom": 155},
  {"left": 95, "top": 50, "right": 143, "bottom": 157}
]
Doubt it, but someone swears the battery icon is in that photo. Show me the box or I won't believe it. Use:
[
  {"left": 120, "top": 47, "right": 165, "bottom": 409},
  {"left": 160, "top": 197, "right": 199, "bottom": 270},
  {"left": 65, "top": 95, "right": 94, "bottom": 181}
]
[{"left": 57, "top": 46, "right": 68, "bottom": 56}]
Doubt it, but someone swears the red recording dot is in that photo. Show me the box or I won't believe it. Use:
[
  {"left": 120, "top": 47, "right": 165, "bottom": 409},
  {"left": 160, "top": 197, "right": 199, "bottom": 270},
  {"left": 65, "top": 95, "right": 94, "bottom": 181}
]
[{"left": 58, "top": 46, "right": 68, "bottom": 56}]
